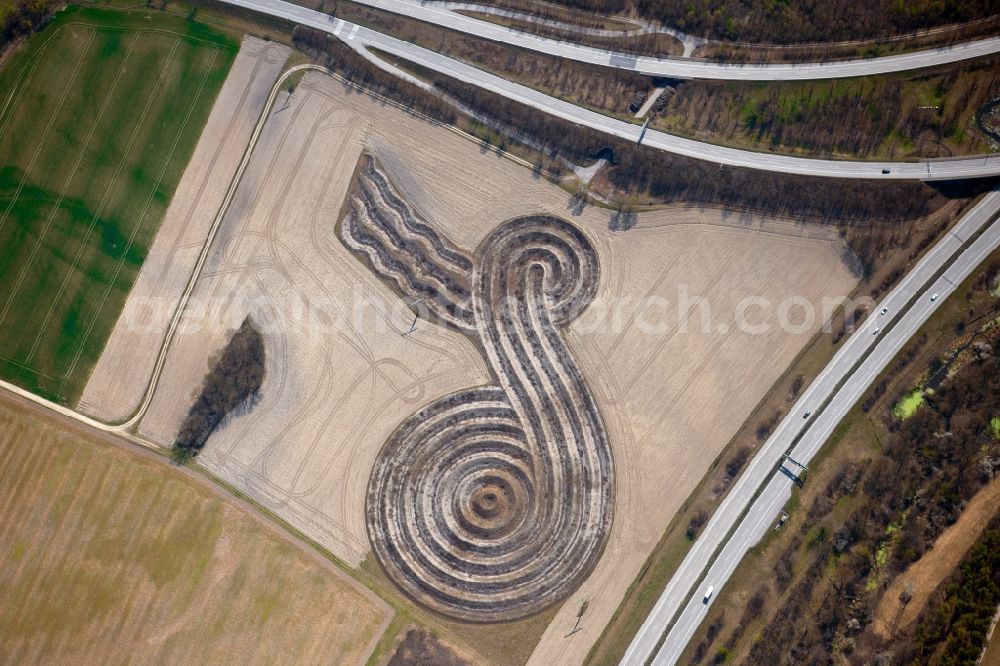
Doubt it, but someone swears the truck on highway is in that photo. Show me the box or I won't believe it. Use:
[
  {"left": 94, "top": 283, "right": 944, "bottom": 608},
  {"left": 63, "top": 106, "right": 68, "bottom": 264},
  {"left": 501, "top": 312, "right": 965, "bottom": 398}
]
[{"left": 703, "top": 586, "right": 714, "bottom": 603}]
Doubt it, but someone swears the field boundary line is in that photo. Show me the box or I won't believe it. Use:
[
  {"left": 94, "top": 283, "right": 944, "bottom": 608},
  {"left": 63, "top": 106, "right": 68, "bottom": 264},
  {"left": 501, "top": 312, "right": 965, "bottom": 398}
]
[
  {"left": 106, "top": 56, "right": 304, "bottom": 430},
  {"left": 0, "top": 35, "right": 108, "bottom": 333},
  {"left": 0, "top": 23, "right": 94, "bottom": 143},
  {"left": 0, "top": 36, "right": 49, "bottom": 145},
  {"left": 40, "top": 16, "right": 237, "bottom": 48},
  {"left": 0, "top": 353, "right": 59, "bottom": 382}
]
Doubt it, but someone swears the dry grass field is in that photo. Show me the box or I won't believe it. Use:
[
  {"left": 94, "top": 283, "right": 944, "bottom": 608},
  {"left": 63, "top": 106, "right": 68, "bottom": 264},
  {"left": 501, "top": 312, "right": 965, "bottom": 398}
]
[
  {"left": 653, "top": 60, "right": 1000, "bottom": 160},
  {"left": 84, "top": 69, "right": 858, "bottom": 664},
  {"left": 0, "top": 395, "right": 390, "bottom": 664},
  {"left": 984, "top": 621, "right": 1000, "bottom": 666}
]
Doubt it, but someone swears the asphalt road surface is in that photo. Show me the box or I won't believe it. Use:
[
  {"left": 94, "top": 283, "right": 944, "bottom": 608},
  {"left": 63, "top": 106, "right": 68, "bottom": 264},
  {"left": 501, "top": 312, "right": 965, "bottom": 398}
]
[
  {"left": 218, "top": 0, "right": 1000, "bottom": 181},
  {"left": 622, "top": 189, "right": 1000, "bottom": 665},
  {"left": 339, "top": 0, "right": 1000, "bottom": 81}
]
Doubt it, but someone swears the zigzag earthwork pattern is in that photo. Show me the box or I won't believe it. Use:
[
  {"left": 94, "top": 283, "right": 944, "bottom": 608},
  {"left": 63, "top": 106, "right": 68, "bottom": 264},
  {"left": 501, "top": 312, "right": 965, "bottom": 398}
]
[{"left": 340, "top": 156, "right": 613, "bottom": 622}]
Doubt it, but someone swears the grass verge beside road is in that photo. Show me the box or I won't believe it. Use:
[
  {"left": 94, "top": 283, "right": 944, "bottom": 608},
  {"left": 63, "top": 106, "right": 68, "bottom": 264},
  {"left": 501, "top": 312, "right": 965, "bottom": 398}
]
[
  {"left": 0, "top": 5, "right": 236, "bottom": 403},
  {"left": 451, "top": 9, "right": 683, "bottom": 57},
  {"left": 490, "top": 0, "right": 998, "bottom": 46},
  {"left": 653, "top": 61, "right": 1000, "bottom": 161},
  {"left": 98, "top": 0, "right": 1000, "bottom": 171},
  {"left": 290, "top": 0, "right": 999, "bottom": 161}
]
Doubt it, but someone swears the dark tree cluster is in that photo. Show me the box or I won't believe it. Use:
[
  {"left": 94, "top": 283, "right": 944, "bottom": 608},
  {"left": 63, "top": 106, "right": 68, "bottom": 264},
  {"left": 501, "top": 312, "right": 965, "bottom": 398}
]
[
  {"left": 755, "top": 411, "right": 781, "bottom": 442},
  {"left": 686, "top": 509, "right": 709, "bottom": 540},
  {"left": 884, "top": 342, "right": 1000, "bottom": 571},
  {"left": 973, "top": 260, "right": 1000, "bottom": 292},
  {"left": 606, "top": 146, "right": 940, "bottom": 225},
  {"left": 428, "top": 69, "right": 952, "bottom": 229},
  {"left": 803, "top": 462, "right": 861, "bottom": 528},
  {"left": 715, "top": 586, "right": 769, "bottom": 661},
  {"left": 725, "top": 446, "right": 751, "bottom": 480},
  {"left": 747, "top": 551, "right": 829, "bottom": 663},
  {"left": 978, "top": 96, "right": 1000, "bottom": 143},
  {"left": 173, "top": 319, "right": 265, "bottom": 462},
  {"left": 903, "top": 519, "right": 1000, "bottom": 664},
  {"left": 387, "top": 629, "right": 470, "bottom": 666},
  {"left": 691, "top": 614, "right": 727, "bottom": 664},
  {"left": 0, "top": 0, "right": 58, "bottom": 51},
  {"left": 608, "top": 205, "right": 637, "bottom": 231},
  {"left": 502, "top": 0, "right": 998, "bottom": 44}
]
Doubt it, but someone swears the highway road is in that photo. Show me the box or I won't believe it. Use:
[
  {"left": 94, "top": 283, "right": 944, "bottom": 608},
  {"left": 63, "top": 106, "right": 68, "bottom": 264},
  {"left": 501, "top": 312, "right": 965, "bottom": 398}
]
[
  {"left": 340, "top": 0, "right": 1000, "bottom": 81},
  {"left": 622, "top": 188, "right": 1000, "bottom": 665},
  {"left": 218, "top": 0, "right": 1000, "bottom": 181},
  {"left": 0, "top": 4, "right": 995, "bottom": 661}
]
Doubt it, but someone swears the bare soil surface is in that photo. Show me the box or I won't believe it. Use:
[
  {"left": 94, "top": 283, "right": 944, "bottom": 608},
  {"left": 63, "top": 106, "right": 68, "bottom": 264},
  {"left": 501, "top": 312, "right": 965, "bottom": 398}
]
[
  {"left": 983, "top": 614, "right": 1000, "bottom": 666},
  {"left": 357, "top": 88, "right": 856, "bottom": 663},
  {"left": 87, "top": 69, "right": 857, "bottom": 664},
  {"left": 78, "top": 36, "right": 291, "bottom": 422},
  {"left": 534, "top": 223, "right": 854, "bottom": 665}
]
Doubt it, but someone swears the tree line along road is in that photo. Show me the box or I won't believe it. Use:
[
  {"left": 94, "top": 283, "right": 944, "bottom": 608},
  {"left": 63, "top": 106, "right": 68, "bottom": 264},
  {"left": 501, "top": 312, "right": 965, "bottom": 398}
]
[
  {"left": 218, "top": 0, "right": 1000, "bottom": 181},
  {"left": 339, "top": 0, "right": 1000, "bottom": 81}
]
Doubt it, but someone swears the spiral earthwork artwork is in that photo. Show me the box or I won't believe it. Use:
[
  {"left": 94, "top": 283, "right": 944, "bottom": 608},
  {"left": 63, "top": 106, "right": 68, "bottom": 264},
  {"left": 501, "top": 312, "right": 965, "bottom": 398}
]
[{"left": 340, "top": 156, "right": 613, "bottom": 622}]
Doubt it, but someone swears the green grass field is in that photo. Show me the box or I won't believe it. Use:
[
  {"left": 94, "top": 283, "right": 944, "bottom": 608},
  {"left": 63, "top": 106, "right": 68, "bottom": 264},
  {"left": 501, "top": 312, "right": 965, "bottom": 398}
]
[{"left": 0, "top": 5, "right": 237, "bottom": 404}]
